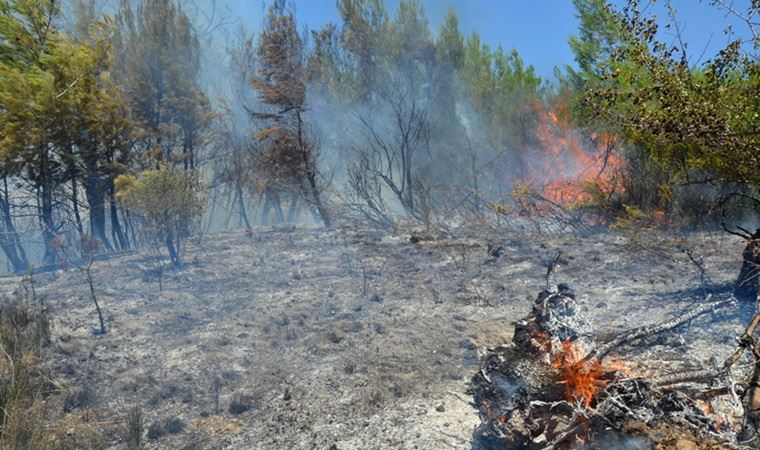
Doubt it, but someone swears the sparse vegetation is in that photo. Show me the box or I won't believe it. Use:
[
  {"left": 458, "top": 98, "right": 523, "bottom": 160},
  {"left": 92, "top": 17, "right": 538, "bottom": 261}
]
[
  {"left": 0, "top": 297, "right": 51, "bottom": 448},
  {"left": 80, "top": 237, "right": 106, "bottom": 335},
  {"left": 125, "top": 405, "right": 143, "bottom": 450}
]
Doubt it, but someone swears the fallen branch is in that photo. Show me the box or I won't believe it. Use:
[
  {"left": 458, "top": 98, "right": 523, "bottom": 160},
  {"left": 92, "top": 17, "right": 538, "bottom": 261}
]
[
  {"left": 545, "top": 251, "right": 561, "bottom": 292},
  {"left": 586, "top": 294, "right": 735, "bottom": 362},
  {"left": 653, "top": 368, "right": 722, "bottom": 386}
]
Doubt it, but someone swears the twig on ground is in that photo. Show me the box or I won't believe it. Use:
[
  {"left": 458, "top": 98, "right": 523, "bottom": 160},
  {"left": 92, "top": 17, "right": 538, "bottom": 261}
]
[{"left": 587, "top": 294, "right": 735, "bottom": 362}]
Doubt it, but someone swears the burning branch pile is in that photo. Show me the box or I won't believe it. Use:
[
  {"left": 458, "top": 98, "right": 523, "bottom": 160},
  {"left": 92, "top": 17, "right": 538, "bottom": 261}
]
[{"left": 468, "top": 268, "right": 759, "bottom": 449}]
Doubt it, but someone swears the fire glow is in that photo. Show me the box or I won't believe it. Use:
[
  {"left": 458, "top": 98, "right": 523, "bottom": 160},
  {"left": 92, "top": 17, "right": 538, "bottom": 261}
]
[
  {"left": 550, "top": 341, "right": 606, "bottom": 407},
  {"left": 530, "top": 331, "right": 616, "bottom": 406},
  {"left": 523, "top": 104, "right": 623, "bottom": 205}
]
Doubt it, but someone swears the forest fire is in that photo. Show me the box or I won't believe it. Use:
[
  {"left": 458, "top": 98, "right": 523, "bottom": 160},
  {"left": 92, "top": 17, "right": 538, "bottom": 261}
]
[{"left": 524, "top": 105, "right": 623, "bottom": 205}]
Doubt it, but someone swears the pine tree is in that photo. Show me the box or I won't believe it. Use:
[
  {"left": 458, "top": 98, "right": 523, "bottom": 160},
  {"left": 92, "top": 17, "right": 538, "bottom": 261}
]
[
  {"left": 250, "top": 0, "right": 331, "bottom": 228},
  {"left": 113, "top": 0, "right": 210, "bottom": 167}
]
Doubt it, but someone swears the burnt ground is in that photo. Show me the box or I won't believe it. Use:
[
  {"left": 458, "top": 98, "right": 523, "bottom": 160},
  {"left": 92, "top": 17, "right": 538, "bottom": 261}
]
[{"left": 1, "top": 226, "right": 751, "bottom": 449}]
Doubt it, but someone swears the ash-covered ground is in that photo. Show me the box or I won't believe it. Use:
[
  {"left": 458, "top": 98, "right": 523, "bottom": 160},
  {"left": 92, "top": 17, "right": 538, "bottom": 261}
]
[{"left": 1, "top": 226, "right": 750, "bottom": 449}]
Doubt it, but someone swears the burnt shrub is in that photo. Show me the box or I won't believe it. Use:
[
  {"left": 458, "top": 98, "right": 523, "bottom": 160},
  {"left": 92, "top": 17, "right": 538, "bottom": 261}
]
[
  {"left": 164, "top": 417, "right": 186, "bottom": 434},
  {"left": 125, "top": 405, "right": 143, "bottom": 449},
  {"left": 63, "top": 386, "right": 96, "bottom": 413},
  {"left": 147, "top": 420, "right": 165, "bottom": 440},
  {"left": 228, "top": 393, "right": 254, "bottom": 415}
]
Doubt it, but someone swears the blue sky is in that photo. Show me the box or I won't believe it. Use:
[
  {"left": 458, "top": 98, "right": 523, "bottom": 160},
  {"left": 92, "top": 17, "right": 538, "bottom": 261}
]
[{"left": 223, "top": 0, "right": 755, "bottom": 79}]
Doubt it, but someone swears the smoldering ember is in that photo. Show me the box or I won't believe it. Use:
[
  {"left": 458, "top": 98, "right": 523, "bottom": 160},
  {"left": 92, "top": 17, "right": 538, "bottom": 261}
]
[{"left": 1, "top": 1, "right": 759, "bottom": 450}]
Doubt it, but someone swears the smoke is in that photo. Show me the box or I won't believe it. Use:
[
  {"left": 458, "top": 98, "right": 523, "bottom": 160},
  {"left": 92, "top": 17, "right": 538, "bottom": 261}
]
[{"left": 582, "top": 430, "right": 654, "bottom": 450}]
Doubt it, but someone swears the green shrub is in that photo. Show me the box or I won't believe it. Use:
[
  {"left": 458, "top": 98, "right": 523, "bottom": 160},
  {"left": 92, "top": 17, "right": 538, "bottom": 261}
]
[{"left": 116, "top": 166, "right": 206, "bottom": 266}]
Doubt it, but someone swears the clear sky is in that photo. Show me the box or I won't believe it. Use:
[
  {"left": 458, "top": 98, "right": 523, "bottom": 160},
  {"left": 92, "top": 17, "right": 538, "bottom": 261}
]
[{"left": 223, "top": 0, "right": 755, "bottom": 79}]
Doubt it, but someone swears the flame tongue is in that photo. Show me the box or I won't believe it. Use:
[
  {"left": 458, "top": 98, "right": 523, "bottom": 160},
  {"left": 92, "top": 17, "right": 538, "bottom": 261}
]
[
  {"left": 518, "top": 289, "right": 617, "bottom": 407},
  {"left": 550, "top": 340, "right": 606, "bottom": 406},
  {"left": 522, "top": 104, "right": 623, "bottom": 205}
]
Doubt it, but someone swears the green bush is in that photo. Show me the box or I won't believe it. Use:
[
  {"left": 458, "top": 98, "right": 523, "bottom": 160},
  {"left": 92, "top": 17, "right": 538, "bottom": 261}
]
[{"left": 116, "top": 166, "right": 206, "bottom": 266}]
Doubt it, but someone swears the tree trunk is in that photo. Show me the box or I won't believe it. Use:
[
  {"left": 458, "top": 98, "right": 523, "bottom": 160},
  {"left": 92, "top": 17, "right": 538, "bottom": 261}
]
[
  {"left": 261, "top": 191, "right": 272, "bottom": 225},
  {"left": 0, "top": 178, "right": 28, "bottom": 272},
  {"left": 296, "top": 113, "right": 331, "bottom": 229},
  {"left": 403, "top": 156, "right": 414, "bottom": 212},
  {"left": 262, "top": 188, "right": 284, "bottom": 224},
  {"left": 40, "top": 145, "right": 57, "bottom": 265},
  {"left": 123, "top": 209, "right": 138, "bottom": 248},
  {"left": 236, "top": 183, "right": 251, "bottom": 229},
  {"left": 287, "top": 193, "right": 299, "bottom": 223},
  {"left": 0, "top": 205, "right": 27, "bottom": 272},
  {"left": 82, "top": 152, "right": 113, "bottom": 252},
  {"left": 273, "top": 193, "right": 285, "bottom": 223},
  {"left": 305, "top": 171, "right": 331, "bottom": 229},
  {"left": 165, "top": 231, "right": 179, "bottom": 266},
  {"left": 735, "top": 228, "right": 760, "bottom": 303},
  {"left": 109, "top": 182, "right": 128, "bottom": 250},
  {"left": 739, "top": 360, "right": 760, "bottom": 446},
  {"left": 71, "top": 176, "right": 84, "bottom": 238}
]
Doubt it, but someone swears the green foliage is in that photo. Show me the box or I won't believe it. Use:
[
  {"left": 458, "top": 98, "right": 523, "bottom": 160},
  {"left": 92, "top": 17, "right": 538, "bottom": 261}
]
[
  {"left": 568, "top": 0, "right": 622, "bottom": 77},
  {"left": 0, "top": 0, "right": 135, "bottom": 261},
  {"left": 571, "top": 0, "right": 760, "bottom": 217},
  {"left": 460, "top": 31, "right": 543, "bottom": 149},
  {"left": 435, "top": 8, "right": 464, "bottom": 70},
  {"left": 113, "top": 0, "right": 211, "bottom": 167},
  {"left": 116, "top": 166, "right": 205, "bottom": 265},
  {"left": 334, "top": 0, "right": 389, "bottom": 99}
]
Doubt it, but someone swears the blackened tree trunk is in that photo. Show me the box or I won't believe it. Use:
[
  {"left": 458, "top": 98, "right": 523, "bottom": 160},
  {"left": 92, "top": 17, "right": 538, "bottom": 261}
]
[
  {"left": 262, "top": 188, "right": 284, "bottom": 224},
  {"left": 65, "top": 145, "right": 84, "bottom": 239},
  {"left": 71, "top": 176, "right": 84, "bottom": 238},
  {"left": 735, "top": 228, "right": 760, "bottom": 303},
  {"left": 0, "top": 187, "right": 27, "bottom": 272},
  {"left": 82, "top": 151, "right": 113, "bottom": 252},
  {"left": 236, "top": 183, "right": 252, "bottom": 229},
  {"left": 109, "top": 182, "right": 128, "bottom": 250},
  {"left": 40, "top": 145, "right": 57, "bottom": 265},
  {"left": 287, "top": 193, "right": 299, "bottom": 223},
  {"left": 165, "top": 231, "right": 179, "bottom": 266}
]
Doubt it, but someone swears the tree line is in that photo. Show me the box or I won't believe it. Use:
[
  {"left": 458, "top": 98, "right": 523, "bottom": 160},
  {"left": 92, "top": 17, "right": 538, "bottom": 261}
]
[{"left": 1, "top": 0, "right": 758, "bottom": 272}]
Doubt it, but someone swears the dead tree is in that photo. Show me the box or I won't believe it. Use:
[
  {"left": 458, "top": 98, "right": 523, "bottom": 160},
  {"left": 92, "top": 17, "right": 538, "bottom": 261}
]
[
  {"left": 81, "top": 237, "right": 106, "bottom": 335},
  {"left": 354, "top": 77, "right": 429, "bottom": 218}
]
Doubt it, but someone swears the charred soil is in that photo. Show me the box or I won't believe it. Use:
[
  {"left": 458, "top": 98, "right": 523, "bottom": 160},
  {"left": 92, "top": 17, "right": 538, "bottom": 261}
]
[{"left": 0, "top": 226, "right": 749, "bottom": 449}]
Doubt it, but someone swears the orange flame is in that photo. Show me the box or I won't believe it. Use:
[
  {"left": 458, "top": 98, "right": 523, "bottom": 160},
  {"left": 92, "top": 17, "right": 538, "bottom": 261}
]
[
  {"left": 550, "top": 340, "right": 607, "bottom": 406},
  {"left": 698, "top": 400, "right": 726, "bottom": 430},
  {"left": 523, "top": 103, "right": 623, "bottom": 205},
  {"left": 531, "top": 331, "right": 552, "bottom": 352}
]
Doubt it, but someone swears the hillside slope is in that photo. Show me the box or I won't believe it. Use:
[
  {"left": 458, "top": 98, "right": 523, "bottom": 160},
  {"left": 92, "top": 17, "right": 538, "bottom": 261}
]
[{"left": 0, "top": 226, "right": 747, "bottom": 449}]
